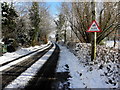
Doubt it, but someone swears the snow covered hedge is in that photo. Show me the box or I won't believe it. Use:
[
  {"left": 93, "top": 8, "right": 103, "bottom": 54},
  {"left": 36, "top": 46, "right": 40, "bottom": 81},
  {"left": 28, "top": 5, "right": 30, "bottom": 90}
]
[{"left": 67, "top": 42, "right": 119, "bottom": 88}]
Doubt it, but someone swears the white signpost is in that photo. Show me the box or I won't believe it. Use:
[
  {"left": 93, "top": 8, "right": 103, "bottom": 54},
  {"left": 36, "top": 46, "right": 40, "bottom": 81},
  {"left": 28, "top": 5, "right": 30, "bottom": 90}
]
[{"left": 86, "top": 20, "right": 102, "bottom": 61}]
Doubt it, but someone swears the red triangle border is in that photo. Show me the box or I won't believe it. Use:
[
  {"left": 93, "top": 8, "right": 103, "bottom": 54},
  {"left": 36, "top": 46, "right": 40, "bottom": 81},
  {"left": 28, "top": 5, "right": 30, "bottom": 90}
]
[{"left": 86, "top": 20, "right": 102, "bottom": 32}]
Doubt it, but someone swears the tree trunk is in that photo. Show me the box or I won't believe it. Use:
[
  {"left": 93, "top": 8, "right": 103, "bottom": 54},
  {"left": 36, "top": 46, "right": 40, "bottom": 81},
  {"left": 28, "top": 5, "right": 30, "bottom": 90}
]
[
  {"left": 0, "top": 2, "right": 2, "bottom": 56},
  {"left": 113, "top": 30, "right": 117, "bottom": 47}
]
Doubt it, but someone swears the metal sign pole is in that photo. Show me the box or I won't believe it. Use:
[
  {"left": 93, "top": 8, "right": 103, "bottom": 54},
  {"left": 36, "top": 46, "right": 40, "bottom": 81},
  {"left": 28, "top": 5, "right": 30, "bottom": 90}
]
[
  {"left": 94, "top": 0, "right": 97, "bottom": 60},
  {"left": 94, "top": 32, "right": 97, "bottom": 60},
  {"left": 91, "top": 32, "right": 96, "bottom": 61},
  {"left": 91, "top": 0, "right": 96, "bottom": 61}
]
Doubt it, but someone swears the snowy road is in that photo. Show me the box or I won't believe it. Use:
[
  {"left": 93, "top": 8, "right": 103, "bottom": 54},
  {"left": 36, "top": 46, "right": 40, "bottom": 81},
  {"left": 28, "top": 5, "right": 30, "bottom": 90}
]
[
  {"left": 2, "top": 43, "right": 53, "bottom": 89},
  {"left": 2, "top": 43, "right": 60, "bottom": 90},
  {"left": 0, "top": 42, "right": 51, "bottom": 66},
  {"left": 1, "top": 43, "right": 118, "bottom": 89},
  {"left": 0, "top": 43, "right": 52, "bottom": 72}
]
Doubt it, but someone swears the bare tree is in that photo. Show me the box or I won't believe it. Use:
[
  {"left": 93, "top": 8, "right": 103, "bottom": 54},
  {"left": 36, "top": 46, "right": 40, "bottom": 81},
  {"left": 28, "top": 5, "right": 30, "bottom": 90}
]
[
  {"left": 54, "top": 13, "right": 65, "bottom": 42},
  {"left": 55, "top": 2, "right": 71, "bottom": 43},
  {"left": 39, "top": 3, "right": 52, "bottom": 44},
  {"left": 61, "top": 2, "right": 118, "bottom": 44}
]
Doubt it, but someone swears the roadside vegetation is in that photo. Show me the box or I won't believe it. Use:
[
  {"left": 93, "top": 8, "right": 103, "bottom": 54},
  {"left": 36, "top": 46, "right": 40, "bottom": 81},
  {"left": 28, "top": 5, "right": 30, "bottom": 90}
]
[{"left": 1, "top": 2, "right": 52, "bottom": 53}]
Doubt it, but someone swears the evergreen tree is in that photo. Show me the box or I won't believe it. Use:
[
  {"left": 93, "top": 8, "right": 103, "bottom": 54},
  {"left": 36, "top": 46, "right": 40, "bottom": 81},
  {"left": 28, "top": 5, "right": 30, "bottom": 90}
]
[
  {"left": 16, "top": 18, "right": 28, "bottom": 46},
  {"left": 29, "top": 2, "right": 40, "bottom": 46},
  {"left": 54, "top": 14, "right": 65, "bottom": 42},
  {"left": 1, "top": 2, "right": 18, "bottom": 52},
  {"left": 2, "top": 2, "right": 18, "bottom": 39}
]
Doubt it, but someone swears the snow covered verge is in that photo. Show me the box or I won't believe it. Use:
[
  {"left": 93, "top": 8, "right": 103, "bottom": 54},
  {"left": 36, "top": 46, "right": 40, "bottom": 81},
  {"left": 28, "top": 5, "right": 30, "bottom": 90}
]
[
  {"left": 106, "top": 41, "right": 119, "bottom": 49},
  {"left": 4, "top": 44, "right": 56, "bottom": 89},
  {"left": 57, "top": 43, "right": 119, "bottom": 89},
  {"left": 71, "top": 43, "right": 119, "bottom": 88},
  {"left": 0, "top": 42, "right": 50, "bottom": 65}
]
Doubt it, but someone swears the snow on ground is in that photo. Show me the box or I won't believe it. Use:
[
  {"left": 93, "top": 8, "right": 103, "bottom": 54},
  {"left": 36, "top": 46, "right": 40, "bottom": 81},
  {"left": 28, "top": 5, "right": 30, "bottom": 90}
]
[
  {"left": 106, "top": 41, "right": 119, "bottom": 49},
  {"left": 57, "top": 45, "right": 85, "bottom": 88},
  {"left": 0, "top": 39, "right": 4, "bottom": 44},
  {"left": 5, "top": 44, "right": 56, "bottom": 89},
  {"left": 0, "top": 43, "right": 49, "bottom": 65},
  {"left": 0, "top": 43, "right": 52, "bottom": 71},
  {"left": 73, "top": 43, "right": 119, "bottom": 88},
  {"left": 57, "top": 44, "right": 119, "bottom": 88}
]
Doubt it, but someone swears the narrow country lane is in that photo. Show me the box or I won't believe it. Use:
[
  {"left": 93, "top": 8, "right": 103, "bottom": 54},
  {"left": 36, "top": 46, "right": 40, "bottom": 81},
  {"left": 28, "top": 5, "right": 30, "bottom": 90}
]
[
  {"left": 24, "top": 44, "right": 60, "bottom": 90},
  {"left": 2, "top": 44, "right": 53, "bottom": 89}
]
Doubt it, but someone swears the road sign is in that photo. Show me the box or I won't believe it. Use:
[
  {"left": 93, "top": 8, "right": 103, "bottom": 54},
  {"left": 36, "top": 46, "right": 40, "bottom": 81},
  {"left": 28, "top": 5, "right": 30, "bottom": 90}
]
[{"left": 86, "top": 20, "right": 101, "bottom": 32}]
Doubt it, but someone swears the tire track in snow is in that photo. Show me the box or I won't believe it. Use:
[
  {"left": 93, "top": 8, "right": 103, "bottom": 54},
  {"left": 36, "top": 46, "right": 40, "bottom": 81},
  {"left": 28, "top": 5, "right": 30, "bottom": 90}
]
[
  {"left": 2, "top": 43, "right": 53, "bottom": 89},
  {"left": 4, "top": 43, "right": 58, "bottom": 89}
]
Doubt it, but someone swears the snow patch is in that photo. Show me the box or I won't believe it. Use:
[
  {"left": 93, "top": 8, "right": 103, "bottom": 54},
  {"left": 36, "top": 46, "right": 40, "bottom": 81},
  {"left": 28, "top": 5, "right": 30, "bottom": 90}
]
[{"left": 106, "top": 41, "right": 119, "bottom": 49}]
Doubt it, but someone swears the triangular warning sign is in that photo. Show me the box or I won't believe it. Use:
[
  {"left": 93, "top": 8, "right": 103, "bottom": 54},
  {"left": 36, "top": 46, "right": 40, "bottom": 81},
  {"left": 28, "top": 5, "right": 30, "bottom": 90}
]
[{"left": 86, "top": 20, "right": 102, "bottom": 32}]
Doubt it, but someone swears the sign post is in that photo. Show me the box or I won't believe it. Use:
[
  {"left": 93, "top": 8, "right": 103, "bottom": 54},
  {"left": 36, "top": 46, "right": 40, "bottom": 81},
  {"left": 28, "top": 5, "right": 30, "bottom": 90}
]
[
  {"left": 86, "top": 20, "right": 101, "bottom": 61},
  {"left": 94, "top": 32, "right": 97, "bottom": 60}
]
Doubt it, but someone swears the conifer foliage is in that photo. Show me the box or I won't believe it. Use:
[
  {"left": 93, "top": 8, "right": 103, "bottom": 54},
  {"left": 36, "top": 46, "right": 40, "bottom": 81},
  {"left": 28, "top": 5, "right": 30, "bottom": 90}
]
[
  {"left": 2, "top": 2, "right": 18, "bottom": 52},
  {"left": 29, "top": 2, "right": 40, "bottom": 46}
]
